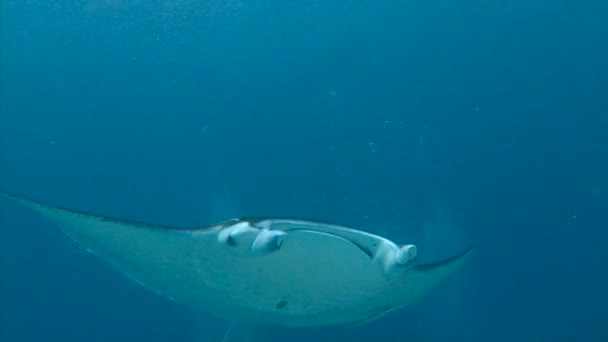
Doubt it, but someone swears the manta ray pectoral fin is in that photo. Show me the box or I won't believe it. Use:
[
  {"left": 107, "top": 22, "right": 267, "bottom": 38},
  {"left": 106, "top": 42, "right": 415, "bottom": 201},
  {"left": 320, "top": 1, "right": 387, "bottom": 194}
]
[
  {"left": 0, "top": 191, "right": 184, "bottom": 232},
  {"left": 0, "top": 191, "right": 208, "bottom": 297}
]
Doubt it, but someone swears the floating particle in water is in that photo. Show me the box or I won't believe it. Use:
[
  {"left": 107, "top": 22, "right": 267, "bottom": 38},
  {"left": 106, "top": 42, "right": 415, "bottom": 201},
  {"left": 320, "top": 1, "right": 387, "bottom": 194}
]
[
  {"left": 201, "top": 126, "right": 209, "bottom": 133},
  {"left": 49, "top": 140, "right": 56, "bottom": 145},
  {"left": 329, "top": 90, "right": 344, "bottom": 100},
  {"left": 474, "top": 107, "right": 480, "bottom": 111},
  {"left": 368, "top": 142, "right": 376, "bottom": 152},
  {"left": 590, "top": 184, "right": 602, "bottom": 195}
]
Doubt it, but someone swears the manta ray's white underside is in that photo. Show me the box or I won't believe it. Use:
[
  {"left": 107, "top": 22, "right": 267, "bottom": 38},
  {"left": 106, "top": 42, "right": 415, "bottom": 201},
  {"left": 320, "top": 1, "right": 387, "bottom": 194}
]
[{"left": 0, "top": 192, "right": 473, "bottom": 327}]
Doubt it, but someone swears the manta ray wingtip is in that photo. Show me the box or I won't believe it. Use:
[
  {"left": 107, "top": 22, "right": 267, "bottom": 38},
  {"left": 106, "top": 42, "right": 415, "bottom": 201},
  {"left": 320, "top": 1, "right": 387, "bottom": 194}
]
[
  {"left": 0, "top": 191, "right": 16, "bottom": 200},
  {"left": 0, "top": 191, "right": 38, "bottom": 207}
]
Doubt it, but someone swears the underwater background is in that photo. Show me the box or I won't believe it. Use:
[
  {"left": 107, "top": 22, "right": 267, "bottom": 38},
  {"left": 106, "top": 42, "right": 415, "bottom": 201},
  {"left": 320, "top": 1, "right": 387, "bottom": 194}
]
[{"left": 1, "top": 0, "right": 606, "bottom": 341}]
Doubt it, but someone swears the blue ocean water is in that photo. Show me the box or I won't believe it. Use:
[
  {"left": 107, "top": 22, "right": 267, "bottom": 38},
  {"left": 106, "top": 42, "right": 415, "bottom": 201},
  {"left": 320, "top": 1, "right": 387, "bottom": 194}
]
[{"left": 1, "top": 0, "right": 606, "bottom": 340}]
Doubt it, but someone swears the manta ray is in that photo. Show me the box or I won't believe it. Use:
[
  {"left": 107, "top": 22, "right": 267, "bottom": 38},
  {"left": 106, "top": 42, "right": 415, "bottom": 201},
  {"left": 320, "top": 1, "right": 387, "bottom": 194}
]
[{"left": 0, "top": 192, "right": 473, "bottom": 328}]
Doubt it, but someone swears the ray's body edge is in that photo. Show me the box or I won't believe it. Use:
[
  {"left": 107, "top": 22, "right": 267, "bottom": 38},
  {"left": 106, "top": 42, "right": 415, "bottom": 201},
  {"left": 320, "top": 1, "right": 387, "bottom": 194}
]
[
  {"left": 0, "top": 192, "right": 381, "bottom": 238},
  {"left": 0, "top": 191, "right": 475, "bottom": 328},
  {"left": 0, "top": 191, "right": 225, "bottom": 232}
]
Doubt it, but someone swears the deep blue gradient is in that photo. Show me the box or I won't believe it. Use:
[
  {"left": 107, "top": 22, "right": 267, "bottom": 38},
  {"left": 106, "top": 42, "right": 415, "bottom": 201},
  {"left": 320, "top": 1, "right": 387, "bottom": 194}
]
[{"left": 1, "top": 1, "right": 607, "bottom": 341}]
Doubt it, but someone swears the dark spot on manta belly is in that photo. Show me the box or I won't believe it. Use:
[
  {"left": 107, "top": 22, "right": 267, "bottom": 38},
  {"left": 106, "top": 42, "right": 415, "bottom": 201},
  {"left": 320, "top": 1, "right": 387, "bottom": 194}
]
[{"left": 276, "top": 300, "right": 288, "bottom": 309}]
